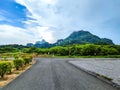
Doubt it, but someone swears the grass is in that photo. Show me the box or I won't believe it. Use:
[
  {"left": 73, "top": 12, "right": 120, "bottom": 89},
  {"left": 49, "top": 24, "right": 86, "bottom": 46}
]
[
  {"left": 38, "top": 54, "right": 120, "bottom": 58},
  {"left": 0, "top": 60, "right": 13, "bottom": 63}
]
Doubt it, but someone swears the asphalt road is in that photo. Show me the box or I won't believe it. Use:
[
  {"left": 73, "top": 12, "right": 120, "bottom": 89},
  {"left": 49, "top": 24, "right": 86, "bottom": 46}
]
[{"left": 1, "top": 58, "right": 119, "bottom": 90}]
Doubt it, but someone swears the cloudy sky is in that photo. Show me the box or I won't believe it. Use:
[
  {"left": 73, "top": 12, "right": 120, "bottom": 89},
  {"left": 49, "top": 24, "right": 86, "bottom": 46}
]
[{"left": 0, "top": 0, "right": 120, "bottom": 45}]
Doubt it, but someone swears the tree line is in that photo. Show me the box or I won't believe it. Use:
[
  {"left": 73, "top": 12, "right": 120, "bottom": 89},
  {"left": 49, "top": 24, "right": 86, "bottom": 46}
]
[
  {"left": 0, "top": 44, "right": 120, "bottom": 56},
  {"left": 22, "top": 44, "right": 120, "bottom": 56}
]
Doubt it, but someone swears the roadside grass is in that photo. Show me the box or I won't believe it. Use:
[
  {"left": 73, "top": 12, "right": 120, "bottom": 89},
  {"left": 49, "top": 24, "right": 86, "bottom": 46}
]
[{"left": 38, "top": 54, "right": 120, "bottom": 58}]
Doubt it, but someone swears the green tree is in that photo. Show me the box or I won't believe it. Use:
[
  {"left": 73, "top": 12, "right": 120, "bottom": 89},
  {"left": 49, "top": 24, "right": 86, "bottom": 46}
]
[
  {"left": 81, "top": 44, "right": 98, "bottom": 56},
  {"left": 13, "top": 59, "right": 24, "bottom": 70},
  {"left": 0, "top": 62, "right": 10, "bottom": 78}
]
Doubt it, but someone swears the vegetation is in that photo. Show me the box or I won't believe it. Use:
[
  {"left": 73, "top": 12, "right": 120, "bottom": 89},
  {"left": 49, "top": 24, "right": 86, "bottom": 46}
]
[
  {"left": 6, "top": 62, "right": 13, "bottom": 74},
  {"left": 13, "top": 54, "right": 33, "bottom": 70},
  {"left": 0, "top": 54, "right": 33, "bottom": 79},
  {"left": 0, "top": 61, "right": 12, "bottom": 78},
  {"left": 0, "top": 30, "right": 117, "bottom": 57},
  {"left": 0, "top": 44, "right": 120, "bottom": 58},
  {"left": 22, "top": 44, "right": 120, "bottom": 57},
  {"left": 13, "top": 59, "right": 24, "bottom": 70}
]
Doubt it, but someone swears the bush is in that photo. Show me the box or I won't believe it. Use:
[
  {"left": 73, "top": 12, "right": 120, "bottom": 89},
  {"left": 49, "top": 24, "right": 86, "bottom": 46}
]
[
  {"left": 23, "top": 56, "right": 32, "bottom": 65},
  {"left": 81, "top": 44, "right": 98, "bottom": 56},
  {"left": 0, "top": 62, "right": 11, "bottom": 78},
  {"left": 13, "top": 59, "right": 24, "bottom": 70},
  {"left": 6, "top": 62, "right": 13, "bottom": 74}
]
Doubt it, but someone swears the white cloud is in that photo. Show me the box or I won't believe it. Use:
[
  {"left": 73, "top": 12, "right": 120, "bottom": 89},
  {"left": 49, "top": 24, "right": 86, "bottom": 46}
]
[
  {"left": 14, "top": 0, "right": 66, "bottom": 44},
  {"left": 41, "top": 0, "right": 58, "bottom": 5},
  {"left": 0, "top": 25, "right": 34, "bottom": 45},
  {"left": 13, "top": 0, "right": 120, "bottom": 44},
  {"left": 0, "top": 25, "right": 55, "bottom": 45},
  {"left": 0, "top": 0, "right": 58, "bottom": 45},
  {"left": 15, "top": 0, "right": 95, "bottom": 32},
  {"left": 28, "top": 26, "right": 55, "bottom": 43},
  {"left": 15, "top": 0, "right": 58, "bottom": 26}
]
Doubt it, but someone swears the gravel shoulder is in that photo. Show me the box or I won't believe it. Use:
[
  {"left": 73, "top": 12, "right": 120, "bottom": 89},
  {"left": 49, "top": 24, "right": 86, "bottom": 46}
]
[{"left": 69, "top": 59, "right": 120, "bottom": 88}]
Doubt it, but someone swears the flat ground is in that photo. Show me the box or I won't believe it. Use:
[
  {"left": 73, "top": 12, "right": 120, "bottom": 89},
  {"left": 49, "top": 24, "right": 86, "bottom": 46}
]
[{"left": 1, "top": 58, "right": 119, "bottom": 90}]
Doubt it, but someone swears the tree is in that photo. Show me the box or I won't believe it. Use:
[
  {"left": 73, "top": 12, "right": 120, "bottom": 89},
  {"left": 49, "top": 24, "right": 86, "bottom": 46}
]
[{"left": 81, "top": 44, "right": 98, "bottom": 56}]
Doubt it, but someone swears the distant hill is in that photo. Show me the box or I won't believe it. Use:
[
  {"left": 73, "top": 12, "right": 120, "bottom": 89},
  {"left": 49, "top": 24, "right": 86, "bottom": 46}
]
[
  {"left": 26, "top": 39, "right": 53, "bottom": 48},
  {"left": 26, "top": 30, "right": 114, "bottom": 48},
  {"left": 54, "top": 30, "right": 114, "bottom": 45}
]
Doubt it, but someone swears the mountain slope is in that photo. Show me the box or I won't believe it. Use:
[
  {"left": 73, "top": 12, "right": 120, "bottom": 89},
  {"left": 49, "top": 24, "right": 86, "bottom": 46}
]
[
  {"left": 55, "top": 30, "right": 114, "bottom": 45},
  {"left": 26, "top": 30, "right": 114, "bottom": 47}
]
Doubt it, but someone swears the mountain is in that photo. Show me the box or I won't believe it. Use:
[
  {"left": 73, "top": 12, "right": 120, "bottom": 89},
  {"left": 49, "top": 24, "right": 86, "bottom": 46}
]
[
  {"left": 26, "top": 43, "right": 34, "bottom": 47},
  {"left": 55, "top": 30, "right": 114, "bottom": 45},
  {"left": 26, "top": 39, "right": 53, "bottom": 48},
  {"left": 35, "top": 39, "right": 46, "bottom": 45},
  {"left": 26, "top": 30, "right": 114, "bottom": 48}
]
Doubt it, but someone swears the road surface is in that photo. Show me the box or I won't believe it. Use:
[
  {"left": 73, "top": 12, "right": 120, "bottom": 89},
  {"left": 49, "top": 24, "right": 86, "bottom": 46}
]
[{"left": 2, "top": 58, "right": 119, "bottom": 90}]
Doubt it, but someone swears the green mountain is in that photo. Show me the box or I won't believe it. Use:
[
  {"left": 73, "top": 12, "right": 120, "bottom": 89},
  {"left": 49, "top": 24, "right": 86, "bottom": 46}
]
[
  {"left": 55, "top": 30, "right": 114, "bottom": 45},
  {"left": 25, "top": 30, "right": 114, "bottom": 47}
]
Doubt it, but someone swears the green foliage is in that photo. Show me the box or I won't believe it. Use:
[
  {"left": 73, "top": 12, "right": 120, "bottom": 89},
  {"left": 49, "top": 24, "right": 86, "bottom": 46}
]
[
  {"left": 35, "top": 48, "right": 49, "bottom": 54},
  {"left": 70, "top": 45, "right": 82, "bottom": 55},
  {"left": 13, "top": 54, "right": 19, "bottom": 59},
  {"left": 100, "top": 47, "right": 119, "bottom": 55},
  {"left": 49, "top": 46, "right": 69, "bottom": 56},
  {"left": 6, "top": 62, "right": 13, "bottom": 74},
  {"left": 0, "top": 46, "right": 18, "bottom": 53},
  {"left": 0, "top": 53, "right": 34, "bottom": 78},
  {"left": 13, "top": 53, "right": 33, "bottom": 70},
  {"left": 0, "top": 42, "right": 120, "bottom": 57},
  {"left": 22, "top": 47, "right": 37, "bottom": 53},
  {"left": 34, "top": 44, "right": 120, "bottom": 56},
  {"left": 23, "top": 56, "right": 32, "bottom": 65},
  {"left": 0, "top": 62, "right": 12, "bottom": 78},
  {"left": 13, "top": 59, "right": 24, "bottom": 70},
  {"left": 81, "top": 44, "right": 96, "bottom": 56}
]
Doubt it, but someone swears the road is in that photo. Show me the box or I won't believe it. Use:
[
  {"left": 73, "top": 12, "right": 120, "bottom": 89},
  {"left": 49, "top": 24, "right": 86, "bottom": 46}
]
[{"left": 2, "top": 58, "right": 119, "bottom": 90}]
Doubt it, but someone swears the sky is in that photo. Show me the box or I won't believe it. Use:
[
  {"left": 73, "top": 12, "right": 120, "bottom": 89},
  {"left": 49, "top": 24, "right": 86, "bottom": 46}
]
[{"left": 0, "top": 0, "right": 120, "bottom": 45}]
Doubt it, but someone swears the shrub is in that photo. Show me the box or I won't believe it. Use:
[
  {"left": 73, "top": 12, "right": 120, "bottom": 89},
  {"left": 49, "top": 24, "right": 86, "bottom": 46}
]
[
  {"left": 6, "top": 62, "right": 13, "bottom": 74},
  {"left": 13, "top": 59, "right": 24, "bottom": 70},
  {"left": 23, "top": 56, "right": 32, "bottom": 65},
  {"left": 0, "top": 62, "right": 9, "bottom": 78},
  {"left": 81, "top": 44, "right": 98, "bottom": 56},
  {"left": 14, "top": 55, "right": 19, "bottom": 59}
]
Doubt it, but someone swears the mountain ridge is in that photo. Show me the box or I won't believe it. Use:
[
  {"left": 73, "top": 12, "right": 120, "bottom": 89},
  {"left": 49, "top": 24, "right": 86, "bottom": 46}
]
[
  {"left": 54, "top": 30, "right": 114, "bottom": 46},
  {"left": 27, "top": 30, "right": 114, "bottom": 48}
]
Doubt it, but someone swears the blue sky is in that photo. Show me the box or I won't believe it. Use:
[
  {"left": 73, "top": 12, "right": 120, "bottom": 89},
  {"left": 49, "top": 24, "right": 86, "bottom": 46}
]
[{"left": 0, "top": 0, "right": 120, "bottom": 45}]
